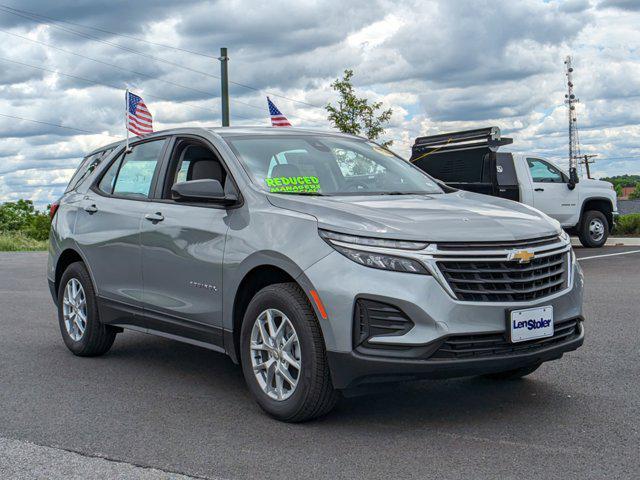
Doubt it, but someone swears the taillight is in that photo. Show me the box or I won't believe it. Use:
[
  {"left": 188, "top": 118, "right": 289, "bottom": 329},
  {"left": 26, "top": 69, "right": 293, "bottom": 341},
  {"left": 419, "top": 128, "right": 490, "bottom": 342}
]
[{"left": 49, "top": 202, "right": 60, "bottom": 220}]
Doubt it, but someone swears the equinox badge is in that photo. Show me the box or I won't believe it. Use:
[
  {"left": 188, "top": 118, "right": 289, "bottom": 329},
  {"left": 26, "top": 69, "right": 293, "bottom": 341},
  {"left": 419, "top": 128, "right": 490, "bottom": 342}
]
[{"left": 508, "top": 249, "right": 535, "bottom": 264}]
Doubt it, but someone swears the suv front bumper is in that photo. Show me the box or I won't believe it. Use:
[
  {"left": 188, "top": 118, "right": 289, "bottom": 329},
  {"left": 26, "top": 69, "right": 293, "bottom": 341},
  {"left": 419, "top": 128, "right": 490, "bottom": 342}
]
[
  {"left": 327, "top": 319, "right": 583, "bottom": 389},
  {"left": 303, "top": 248, "right": 584, "bottom": 390}
]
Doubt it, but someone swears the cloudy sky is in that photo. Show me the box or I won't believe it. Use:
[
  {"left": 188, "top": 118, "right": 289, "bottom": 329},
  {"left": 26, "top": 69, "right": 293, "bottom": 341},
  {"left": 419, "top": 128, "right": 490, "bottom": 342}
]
[{"left": 1, "top": 0, "right": 639, "bottom": 208}]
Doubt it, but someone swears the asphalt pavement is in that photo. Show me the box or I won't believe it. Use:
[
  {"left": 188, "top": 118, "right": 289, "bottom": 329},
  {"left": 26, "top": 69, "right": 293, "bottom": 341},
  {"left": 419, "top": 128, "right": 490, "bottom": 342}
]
[{"left": 0, "top": 248, "right": 639, "bottom": 479}]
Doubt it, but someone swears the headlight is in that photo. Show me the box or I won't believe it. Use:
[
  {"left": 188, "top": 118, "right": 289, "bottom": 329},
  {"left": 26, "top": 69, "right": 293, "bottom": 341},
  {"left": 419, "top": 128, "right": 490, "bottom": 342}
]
[
  {"left": 560, "top": 229, "right": 570, "bottom": 243},
  {"left": 319, "top": 230, "right": 428, "bottom": 250},
  {"left": 319, "top": 230, "right": 430, "bottom": 274}
]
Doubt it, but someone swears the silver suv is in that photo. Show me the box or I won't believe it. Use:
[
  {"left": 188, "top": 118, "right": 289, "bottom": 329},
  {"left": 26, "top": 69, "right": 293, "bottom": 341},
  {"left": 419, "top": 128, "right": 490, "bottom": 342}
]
[{"left": 48, "top": 127, "right": 585, "bottom": 422}]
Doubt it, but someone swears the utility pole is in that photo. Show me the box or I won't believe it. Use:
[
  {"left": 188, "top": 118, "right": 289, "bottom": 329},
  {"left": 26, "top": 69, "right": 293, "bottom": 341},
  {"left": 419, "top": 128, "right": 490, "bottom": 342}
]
[
  {"left": 219, "top": 47, "right": 230, "bottom": 127},
  {"left": 581, "top": 154, "right": 598, "bottom": 179},
  {"left": 564, "top": 56, "right": 580, "bottom": 182}
]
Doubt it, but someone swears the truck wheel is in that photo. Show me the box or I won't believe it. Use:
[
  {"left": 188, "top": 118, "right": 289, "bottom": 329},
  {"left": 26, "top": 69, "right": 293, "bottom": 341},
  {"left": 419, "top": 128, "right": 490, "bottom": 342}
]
[
  {"left": 57, "top": 261, "right": 117, "bottom": 356},
  {"left": 578, "top": 210, "right": 608, "bottom": 248},
  {"left": 240, "top": 283, "right": 339, "bottom": 422},
  {"left": 483, "top": 363, "right": 541, "bottom": 380}
]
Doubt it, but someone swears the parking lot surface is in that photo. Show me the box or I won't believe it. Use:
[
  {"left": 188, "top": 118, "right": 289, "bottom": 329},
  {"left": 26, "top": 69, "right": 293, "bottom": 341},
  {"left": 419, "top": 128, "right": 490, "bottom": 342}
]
[{"left": 1, "top": 249, "right": 639, "bottom": 479}]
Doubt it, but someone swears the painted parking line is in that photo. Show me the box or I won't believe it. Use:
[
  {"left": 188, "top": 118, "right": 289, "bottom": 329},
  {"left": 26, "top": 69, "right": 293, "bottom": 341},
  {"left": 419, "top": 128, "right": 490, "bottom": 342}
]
[{"left": 577, "top": 249, "right": 640, "bottom": 261}]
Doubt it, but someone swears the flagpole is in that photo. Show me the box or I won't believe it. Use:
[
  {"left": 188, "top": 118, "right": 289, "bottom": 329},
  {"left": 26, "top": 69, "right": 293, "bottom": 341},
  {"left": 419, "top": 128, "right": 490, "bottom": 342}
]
[{"left": 125, "top": 89, "right": 130, "bottom": 152}]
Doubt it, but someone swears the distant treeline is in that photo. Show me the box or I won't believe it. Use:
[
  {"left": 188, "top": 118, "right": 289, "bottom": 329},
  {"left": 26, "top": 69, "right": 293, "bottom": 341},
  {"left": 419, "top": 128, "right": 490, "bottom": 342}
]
[{"left": 600, "top": 175, "right": 640, "bottom": 199}]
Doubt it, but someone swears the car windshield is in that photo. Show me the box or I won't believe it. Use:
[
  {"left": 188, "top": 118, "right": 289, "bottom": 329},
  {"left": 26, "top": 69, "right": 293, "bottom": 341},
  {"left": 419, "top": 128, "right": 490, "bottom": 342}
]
[{"left": 224, "top": 134, "right": 444, "bottom": 196}]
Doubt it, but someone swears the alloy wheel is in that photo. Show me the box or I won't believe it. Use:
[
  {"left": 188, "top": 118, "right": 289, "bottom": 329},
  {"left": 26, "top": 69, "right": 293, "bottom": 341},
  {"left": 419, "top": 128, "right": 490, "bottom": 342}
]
[
  {"left": 250, "top": 309, "right": 301, "bottom": 401},
  {"left": 62, "top": 278, "right": 87, "bottom": 341}
]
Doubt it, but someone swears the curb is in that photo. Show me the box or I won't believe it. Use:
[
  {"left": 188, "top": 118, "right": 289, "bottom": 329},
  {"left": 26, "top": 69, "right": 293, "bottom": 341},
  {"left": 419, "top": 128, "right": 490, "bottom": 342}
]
[{"left": 571, "top": 237, "right": 640, "bottom": 247}]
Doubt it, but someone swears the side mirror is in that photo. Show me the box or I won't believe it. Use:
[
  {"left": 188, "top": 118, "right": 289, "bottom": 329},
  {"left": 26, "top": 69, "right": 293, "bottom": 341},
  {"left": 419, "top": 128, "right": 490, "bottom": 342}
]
[{"left": 171, "top": 179, "right": 237, "bottom": 204}]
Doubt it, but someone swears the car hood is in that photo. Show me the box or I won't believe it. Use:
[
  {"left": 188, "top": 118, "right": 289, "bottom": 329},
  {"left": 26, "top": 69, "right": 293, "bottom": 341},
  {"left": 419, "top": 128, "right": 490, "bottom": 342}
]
[
  {"left": 267, "top": 191, "right": 561, "bottom": 242},
  {"left": 581, "top": 178, "right": 613, "bottom": 190}
]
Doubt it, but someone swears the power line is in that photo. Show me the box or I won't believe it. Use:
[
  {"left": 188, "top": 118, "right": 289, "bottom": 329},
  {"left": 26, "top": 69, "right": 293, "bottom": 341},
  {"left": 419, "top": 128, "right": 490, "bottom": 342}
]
[
  {"left": 0, "top": 4, "right": 325, "bottom": 111},
  {"left": 0, "top": 29, "right": 325, "bottom": 126},
  {"left": 597, "top": 155, "right": 640, "bottom": 161},
  {"left": 0, "top": 112, "right": 118, "bottom": 136},
  {"left": 0, "top": 56, "right": 227, "bottom": 118},
  {"left": 0, "top": 4, "right": 220, "bottom": 60},
  {"left": 0, "top": 28, "right": 219, "bottom": 100}
]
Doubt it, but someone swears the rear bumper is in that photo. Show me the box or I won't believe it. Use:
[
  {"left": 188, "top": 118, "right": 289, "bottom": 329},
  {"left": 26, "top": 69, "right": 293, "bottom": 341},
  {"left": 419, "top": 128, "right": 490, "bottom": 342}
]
[{"left": 327, "top": 320, "right": 584, "bottom": 390}]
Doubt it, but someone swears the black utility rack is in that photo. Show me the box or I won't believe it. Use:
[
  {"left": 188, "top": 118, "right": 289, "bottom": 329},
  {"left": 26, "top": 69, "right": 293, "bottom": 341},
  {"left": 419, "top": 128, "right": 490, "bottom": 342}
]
[{"left": 410, "top": 127, "right": 519, "bottom": 201}]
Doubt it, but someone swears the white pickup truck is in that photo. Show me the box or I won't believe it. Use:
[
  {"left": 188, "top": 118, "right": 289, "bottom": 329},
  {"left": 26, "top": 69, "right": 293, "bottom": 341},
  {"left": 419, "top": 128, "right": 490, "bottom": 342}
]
[{"left": 411, "top": 127, "right": 618, "bottom": 247}]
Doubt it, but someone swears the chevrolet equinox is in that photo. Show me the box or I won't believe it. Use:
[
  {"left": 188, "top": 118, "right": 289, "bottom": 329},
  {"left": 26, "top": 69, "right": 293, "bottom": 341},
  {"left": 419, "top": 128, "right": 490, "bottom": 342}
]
[{"left": 48, "top": 127, "right": 585, "bottom": 422}]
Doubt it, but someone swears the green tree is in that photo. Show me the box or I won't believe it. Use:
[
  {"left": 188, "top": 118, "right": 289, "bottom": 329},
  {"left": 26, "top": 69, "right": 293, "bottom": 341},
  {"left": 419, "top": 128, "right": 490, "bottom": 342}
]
[
  {"left": 0, "top": 199, "right": 36, "bottom": 231},
  {"left": 0, "top": 199, "right": 51, "bottom": 240},
  {"left": 326, "top": 69, "right": 393, "bottom": 147},
  {"left": 614, "top": 184, "right": 623, "bottom": 198},
  {"left": 25, "top": 209, "right": 51, "bottom": 241},
  {"left": 629, "top": 183, "right": 640, "bottom": 200}
]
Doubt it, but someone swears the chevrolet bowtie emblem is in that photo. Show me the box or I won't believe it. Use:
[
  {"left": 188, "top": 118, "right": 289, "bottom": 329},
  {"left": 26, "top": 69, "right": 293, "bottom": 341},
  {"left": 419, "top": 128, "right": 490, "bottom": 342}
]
[{"left": 509, "top": 249, "right": 535, "bottom": 264}]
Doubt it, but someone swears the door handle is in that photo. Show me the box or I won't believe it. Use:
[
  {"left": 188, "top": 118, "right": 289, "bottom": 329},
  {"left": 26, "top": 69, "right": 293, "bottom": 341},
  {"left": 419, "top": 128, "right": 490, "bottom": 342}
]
[
  {"left": 84, "top": 204, "right": 98, "bottom": 214},
  {"left": 144, "top": 212, "right": 164, "bottom": 222},
  {"left": 534, "top": 188, "right": 545, "bottom": 192}
]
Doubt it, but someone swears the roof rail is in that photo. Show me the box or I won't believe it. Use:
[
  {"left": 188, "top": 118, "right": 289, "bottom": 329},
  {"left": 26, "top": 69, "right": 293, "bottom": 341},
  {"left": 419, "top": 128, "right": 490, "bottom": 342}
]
[{"left": 412, "top": 126, "right": 513, "bottom": 156}]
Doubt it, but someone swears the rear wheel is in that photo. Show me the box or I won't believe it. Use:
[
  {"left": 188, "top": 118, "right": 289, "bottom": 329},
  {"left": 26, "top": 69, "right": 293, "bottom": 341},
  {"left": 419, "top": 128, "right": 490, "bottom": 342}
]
[
  {"left": 483, "top": 363, "right": 541, "bottom": 380},
  {"left": 578, "top": 210, "right": 608, "bottom": 248},
  {"left": 57, "top": 262, "right": 117, "bottom": 356},
  {"left": 240, "top": 283, "right": 338, "bottom": 422}
]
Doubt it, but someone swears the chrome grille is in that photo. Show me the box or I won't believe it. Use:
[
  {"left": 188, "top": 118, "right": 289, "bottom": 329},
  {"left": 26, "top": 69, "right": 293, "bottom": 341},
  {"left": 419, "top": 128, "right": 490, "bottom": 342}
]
[{"left": 433, "top": 235, "right": 571, "bottom": 303}]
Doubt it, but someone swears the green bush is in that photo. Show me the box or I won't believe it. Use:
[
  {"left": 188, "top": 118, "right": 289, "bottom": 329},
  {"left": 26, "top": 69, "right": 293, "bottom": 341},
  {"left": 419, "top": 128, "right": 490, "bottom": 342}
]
[
  {"left": 25, "top": 212, "right": 51, "bottom": 241},
  {"left": 0, "top": 200, "right": 51, "bottom": 242},
  {"left": 613, "top": 213, "right": 640, "bottom": 236},
  {"left": 0, "top": 231, "right": 49, "bottom": 251}
]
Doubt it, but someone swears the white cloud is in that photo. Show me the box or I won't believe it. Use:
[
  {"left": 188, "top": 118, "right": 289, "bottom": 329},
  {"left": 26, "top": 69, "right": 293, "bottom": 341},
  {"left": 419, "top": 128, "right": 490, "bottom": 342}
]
[{"left": 0, "top": 0, "right": 639, "bottom": 208}]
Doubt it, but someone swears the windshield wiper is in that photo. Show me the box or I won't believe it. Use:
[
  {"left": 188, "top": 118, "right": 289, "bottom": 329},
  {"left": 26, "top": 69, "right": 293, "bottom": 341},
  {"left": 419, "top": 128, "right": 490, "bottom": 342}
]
[
  {"left": 378, "top": 191, "right": 417, "bottom": 195},
  {"left": 273, "top": 191, "right": 326, "bottom": 196}
]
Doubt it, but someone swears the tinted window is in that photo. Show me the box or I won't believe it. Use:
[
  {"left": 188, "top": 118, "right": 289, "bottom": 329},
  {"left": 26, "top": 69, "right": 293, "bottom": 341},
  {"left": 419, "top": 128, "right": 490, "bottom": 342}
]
[
  {"left": 527, "top": 158, "right": 563, "bottom": 183},
  {"left": 111, "top": 140, "right": 165, "bottom": 198}
]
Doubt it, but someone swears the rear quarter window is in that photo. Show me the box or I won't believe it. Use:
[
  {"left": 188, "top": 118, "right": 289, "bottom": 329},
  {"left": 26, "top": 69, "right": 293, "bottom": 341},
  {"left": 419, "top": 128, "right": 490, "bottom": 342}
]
[{"left": 65, "top": 148, "right": 115, "bottom": 193}]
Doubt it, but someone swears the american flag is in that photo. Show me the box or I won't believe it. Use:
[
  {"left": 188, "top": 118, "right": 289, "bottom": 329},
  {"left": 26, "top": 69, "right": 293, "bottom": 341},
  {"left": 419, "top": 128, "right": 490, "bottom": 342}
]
[
  {"left": 126, "top": 91, "right": 153, "bottom": 136},
  {"left": 267, "top": 97, "right": 292, "bottom": 127}
]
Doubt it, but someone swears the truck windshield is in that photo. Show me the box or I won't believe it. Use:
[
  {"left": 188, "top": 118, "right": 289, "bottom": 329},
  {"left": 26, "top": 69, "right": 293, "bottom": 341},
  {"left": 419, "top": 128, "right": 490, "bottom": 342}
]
[{"left": 224, "top": 135, "right": 444, "bottom": 196}]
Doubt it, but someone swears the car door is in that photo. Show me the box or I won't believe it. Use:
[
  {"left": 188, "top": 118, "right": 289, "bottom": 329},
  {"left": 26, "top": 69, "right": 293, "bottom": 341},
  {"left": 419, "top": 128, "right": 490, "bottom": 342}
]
[
  {"left": 74, "top": 138, "right": 167, "bottom": 327},
  {"left": 526, "top": 157, "right": 579, "bottom": 225},
  {"left": 139, "top": 136, "right": 232, "bottom": 348}
]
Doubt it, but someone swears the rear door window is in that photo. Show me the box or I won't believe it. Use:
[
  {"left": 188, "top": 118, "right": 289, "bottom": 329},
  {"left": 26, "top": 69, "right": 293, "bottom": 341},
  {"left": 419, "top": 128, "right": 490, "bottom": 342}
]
[
  {"left": 112, "top": 140, "right": 165, "bottom": 198},
  {"left": 97, "top": 154, "right": 123, "bottom": 194}
]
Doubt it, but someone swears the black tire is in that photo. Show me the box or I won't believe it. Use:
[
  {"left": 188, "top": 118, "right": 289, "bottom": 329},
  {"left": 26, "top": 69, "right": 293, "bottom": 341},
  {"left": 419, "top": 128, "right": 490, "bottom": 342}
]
[
  {"left": 240, "top": 283, "right": 339, "bottom": 422},
  {"left": 483, "top": 363, "right": 541, "bottom": 380},
  {"left": 57, "top": 261, "right": 117, "bottom": 356},
  {"left": 578, "top": 210, "right": 608, "bottom": 248}
]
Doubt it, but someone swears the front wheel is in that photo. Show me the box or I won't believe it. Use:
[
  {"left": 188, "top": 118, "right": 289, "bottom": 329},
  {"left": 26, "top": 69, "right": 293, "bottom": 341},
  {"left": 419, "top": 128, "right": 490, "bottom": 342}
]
[
  {"left": 578, "top": 210, "right": 609, "bottom": 248},
  {"left": 240, "top": 283, "right": 338, "bottom": 422}
]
